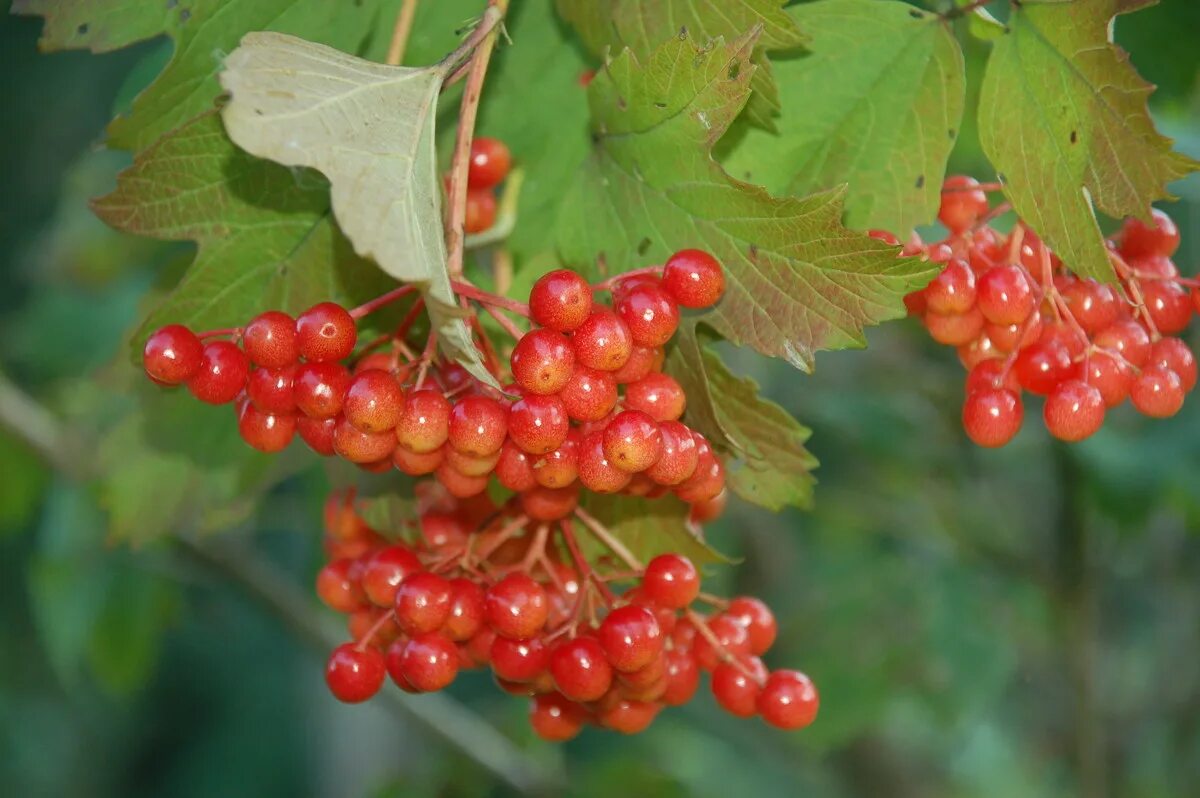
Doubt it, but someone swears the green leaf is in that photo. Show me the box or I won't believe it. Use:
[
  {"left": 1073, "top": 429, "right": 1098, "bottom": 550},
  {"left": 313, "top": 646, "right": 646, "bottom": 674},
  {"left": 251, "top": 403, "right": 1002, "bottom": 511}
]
[
  {"left": 554, "top": 0, "right": 808, "bottom": 132},
  {"left": 92, "top": 112, "right": 397, "bottom": 355},
  {"left": 557, "top": 31, "right": 937, "bottom": 371},
  {"left": 13, "top": 0, "right": 389, "bottom": 153},
  {"left": 978, "top": 0, "right": 1200, "bottom": 281},
  {"left": 0, "top": 430, "right": 50, "bottom": 536},
  {"left": 666, "top": 325, "right": 817, "bottom": 511},
  {"left": 219, "top": 32, "right": 494, "bottom": 387},
  {"left": 577, "top": 493, "right": 730, "bottom": 567},
  {"left": 722, "top": 0, "right": 966, "bottom": 234},
  {"left": 356, "top": 494, "right": 419, "bottom": 542}
]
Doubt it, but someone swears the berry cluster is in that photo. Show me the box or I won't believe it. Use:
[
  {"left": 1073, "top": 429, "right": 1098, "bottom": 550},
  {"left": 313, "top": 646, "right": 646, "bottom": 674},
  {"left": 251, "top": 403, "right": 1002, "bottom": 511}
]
[
  {"left": 142, "top": 249, "right": 731, "bottom": 524},
  {"left": 894, "top": 176, "right": 1196, "bottom": 447},
  {"left": 463, "top": 137, "right": 510, "bottom": 234},
  {"left": 317, "top": 488, "right": 818, "bottom": 739}
]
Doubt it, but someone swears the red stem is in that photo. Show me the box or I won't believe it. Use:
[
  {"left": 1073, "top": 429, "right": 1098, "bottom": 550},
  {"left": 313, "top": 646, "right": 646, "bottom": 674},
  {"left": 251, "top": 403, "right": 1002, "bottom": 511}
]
[
  {"left": 452, "top": 280, "right": 530, "bottom": 317},
  {"left": 197, "top": 327, "right": 243, "bottom": 340},
  {"left": 349, "top": 284, "right": 419, "bottom": 320},
  {"left": 558, "top": 520, "right": 616, "bottom": 606},
  {"left": 594, "top": 266, "right": 663, "bottom": 292}
]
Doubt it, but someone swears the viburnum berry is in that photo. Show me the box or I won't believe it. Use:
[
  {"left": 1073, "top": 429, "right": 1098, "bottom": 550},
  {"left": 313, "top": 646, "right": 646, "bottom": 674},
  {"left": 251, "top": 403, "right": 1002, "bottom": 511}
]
[
  {"left": 444, "top": 445, "right": 501, "bottom": 477},
  {"left": 394, "top": 572, "right": 454, "bottom": 636},
  {"left": 624, "top": 372, "right": 686, "bottom": 422},
  {"left": 519, "top": 483, "right": 580, "bottom": 521},
  {"left": 1119, "top": 207, "right": 1180, "bottom": 259},
  {"left": 597, "top": 698, "right": 659, "bottom": 734},
  {"left": 965, "top": 359, "right": 1021, "bottom": 395},
  {"left": 400, "top": 632, "right": 459, "bottom": 692},
  {"left": 602, "top": 410, "right": 663, "bottom": 473},
  {"left": 243, "top": 310, "right": 297, "bottom": 368},
  {"left": 924, "top": 308, "right": 984, "bottom": 347},
  {"left": 344, "top": 369, "right": 405, "bottom": 433},
  {"left": 510, "top": 328, "right": 575, "bottom": 395},
  {"left": 1148, "top": 337, "right": 1197, "bottom": 392},
  {"left": 533, "top": 432, "right": 581, "bottom": 489},
  {"left": 435, "top": 461, "right": 490, "bottom": 498},
  {"left": 395, "top": 389, "right": 451, "bottom": 453},
  {"left": 689, "top": 489, "right": 728, "bottom": 524},
  {"left": 976, "top": 265, "right": 1037, "bottom": 326},
  {"left": 642, "top": 554, "right": 700, "bottom": 609},
  {"left": 294, "top": 362, "right": 352, "bottom": 419},
  {"left": 361, "top": 545, "right": 423, "bottom": 607},
  {"left": 495, "top": 440, "right": 538, "bottom": 491},
  {"left": 325, "top": 643, "right": 385, "bottom": 703},
  {"left": 573, "top": 309, "right": 633, "bottom": 372},
  {"left": 1014, "top": 339, "right": 1076, "bottom": 396},
  {"left": 559, "top": 367, "right": 618, "bottom": 422},
  {"left": 711, "top": 656, "right": 767, "bottom": 718},
  {"left": 333, "top": 417, "right": 396, "bottom": 463},
  {"left": 443, "top": 578, "right": 486, "bottom": 642},
  {"left": 529, "top": 269, "right": 593, "bottom": 332},
  {"left": 725, "top": 596, "right": 777, "bottom": 655},
  {"left": 550, "top": 635, "right": 614, "bottom": 701},
  {"left": 662, "top": 249, "right": 726, "bottom": 309},
  {"left": 1060, "top": 280, "right": 1121, "bottom": 336},
  {"left": 489, "top": 635, "right": 549, "bottom": 683},
  {"left": 1043, "top": 380, "right": 1105, "bottom": 442},
  {"left": 662, "top": 648, "right": 701, "bottom": 706},
  {"left": 1131, "top": 366, "right": 1185, "bottom": 418},
  {"left": 448, "top": 395, "right": 508, "bottom": 456},
  {"left": 529, "top": 692, "right": 587, "bottom": 742},
  {"left": 674, "top": 447, "right": 725, "bottom": 504},
  {"left": 486, "top": 573, "right": 549, "bottom": 639},
  {"left": 924, "top": 259, "right": 976, "bottom": 316},
  {"left": 297, "top": 415, "right": 338, "bottom": 456},
  {"left": 186, "top": 341, "right": 249, "bottom": 404},
  {"left": 143, "top": 324, "right": 204, "bottom": 384},
  {"left": 615, "top": 279, "right": 680, "bottom": 348},
  {"left": 1083, "top": 352, "right": 1134, "bottom": 408},
  {"left": 316, "top": 559, "right": 366, "bottom": 614},
  {"left": 598, "top": 604, "right": 663, "bottom": 673},
  {"left": 577, "top": 431, "right": 632, "bottom": 493},
  {"left": 758, "top": 670, "right": 820, "bottom": 730},
  {"left": 692, "top": 613, "right": 752, "bottom": 671},
  {"left": 467, "top": 137, "right": 511, "bottom": 190},
  {"left": 464, "top": 188, "right": 497, "bottom": 234},
  {"left": 1141, "top": 279, "right": 1193, "bottom": 334},
  {"left": 508, "top": 393, "right": 570, "bottom": 455},
  {"left": 393, "top": 444, "right": 444, "bottom": 475},
  {"left": 295, "top": 302, "right": 356, "bottom": 362},
  {"left": 1094, "top": 320, "right": 1152, "bottom": 368},
  {"left": 237, "top": 401, "right": 296, "bottom": 452},
  {"left": 610, "top": 345, "right": 661, "bottom": 384},
  {"left": 644, "top": 421, "right": 699, "bottom": 486},
  {"left": 962, "top": 388, "right": 1023, "bottom": 448},
  {"left": 938, "top": 175, "right": 988, "bottom": 232},
  {"left": 248, "top": 364, "right": 296, "bottom": 415}
]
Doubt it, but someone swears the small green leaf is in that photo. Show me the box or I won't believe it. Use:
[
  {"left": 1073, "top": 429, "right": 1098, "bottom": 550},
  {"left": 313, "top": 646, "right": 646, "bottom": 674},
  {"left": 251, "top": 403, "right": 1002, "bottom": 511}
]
[
  {"left": 219, "top": 32, "right": 494, "bottom": 386},
  {"left": 722, "top": 0, "right": 966, "bottom": 233},
  {"left": 356, "top": 494, "right": 420, "bottom": 542},
  {"left": 555, "top": 0, "right": 808, "bottom": 132},
  {"left": 577, "top": 494, "right": 730, "bottom": 567},
  {"left": 558, "top": 31, "right": 937, "bottom": 371},
  {"left": 978, "top": 0, "right": 1200, "bottom": 281},
  {"left": 667, "top": 325, "right": 817, "bottom": 511}
]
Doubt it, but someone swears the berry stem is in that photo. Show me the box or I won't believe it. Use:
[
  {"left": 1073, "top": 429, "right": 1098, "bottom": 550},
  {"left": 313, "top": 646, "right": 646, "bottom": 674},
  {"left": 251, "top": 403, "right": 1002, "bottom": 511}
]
[
  {"left": 594, "top": 266, "right": 663, "bottom": 292},
  {"left": 1108, "top": 250, "right": 1161, "bottom": 340},
  {"left": 558, "top": 520, "right": 617, "bottom": 605},
  {"left": 394, "top": 296, "right": 427, "bottom": 343},
  {"left": 349, "top": 284, "right": 419, "bottom": 320},
  {"left": 572, "top": 507, "right": 643, "bottom": 572},
  {"left": 384, "top": 0, "right": 420, "bottom": 66},
  {"left": 685, "top": 609, "right": 765, "bottom": 685},
  {"left": 355, "top": 610, "right": 395, "bottom": 652},
  {"left": 696, "top": 591, "right": 730, "bottom": 610},
  {"left": 196, "top": 327, "right": 243, "bottom": 341},
  {"left": 452, "top": 280, "right": 531, "bottom": 317}
]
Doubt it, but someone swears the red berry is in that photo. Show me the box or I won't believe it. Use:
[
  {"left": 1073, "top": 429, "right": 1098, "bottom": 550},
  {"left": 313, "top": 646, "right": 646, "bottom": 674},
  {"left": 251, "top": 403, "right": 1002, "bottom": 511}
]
[
  {"left": 962, "top": 388, "right": 1023, "bottom": 448},
  {"left": 598, "top": 605, "right": 663, "bottom": 673},
  {"left": 1094, "top": 320, "right": 1151, "bottom": 367},
  {"left": 624, "top": 372, "right": 686, "bottom": 422},
  {"left": 976, "top": 265, "right": 1036, "bottom": 326},
  {"left": 511, "top": 328, "right": 575, "bottom": 395},
  {"left": 529, "top": 692, "right": 587, "bottom": 742},
  {"left": 602, "top": 410, "right": 662, "bottom": 473},
  {"left": 1060, "top": 280, "right": 1121, "bottom": 336},
  {"left": 642, "top": 554, "right": 700, "bottom": 610},
  {"left": 489, "top": 636, "right": 548, "bottom": 683},
  {"left": 689, "top": 489, "right": 728, "bottom": 524},
  {"left": 1043, "top": 380, "right": 1105, "bottom": 442},
  {"left": 673, "top": 445, "right": 725, "bottom": 504},
  {"left": 1148, "top": 337, "right": 1197, "bottom": 392},
  {"left": 187, "top": 341, "right": 249, "bottom": 404},
  {"left": 1083, "top": 352, "right": 1134, "bottom": 408},
  {"left": 467, "top": 137, "right": 511, "bottom": 189},
  {"left": 295, "top": 302, "right": 356, "bottom": 362},
  {"left": 143, "top": 324, "right": 204, "bottom": 384},
  {"left": 344, "top": 369, "right": 405, "bottom": 433},
  {"left": 243, "top": 311, "right": 297, "bottom": 368},
  {"left": 662, "top": 648, "right": 700, "bottom": 706},
  {"left": 560, "top": 367, "right": 618, "bottom": 421},
  {"left": 394, "top": 572, "right": 454, "bottom": 636},
  {"left": 236, "top": 401, "right": 295, "bottom": 452},
  {"left": 725, "top": 596, "right": 777, "bottom": 655},
  {"left": 443, "top": 578, "right": 486, "bottom": 642},
  {"left": 294, "top": 362, "right": 352, "bottom": 419},
  {"left": 924, "top": 259, "right": 976, "bottom": 315},
  {"left": 597, "top": 698, "right": 659, "bottom": 734},
  {"left": 464, "top": 188, "right": 496, "bottom": 233},
  {"left": 610, "top": 345, "right": 661, "bottom": 384},
  {"left": 486, "top": 573, "right": 549, "bottom": 639},
  {"left": 495, "top": 439, "right": 538, "bottom": 491},
  {"left": 248, "top": 364, "right": 297, "bottom": 414},
  {"left": 520, "top": 483, "right": 580, "bottom": 521},
  {"left": 448, "top": 395, "right": 508, "bottom": 456},
  {"left": 925, "top": 308, "right": 984, "bottom": 346},
  {"left": 1141, "top": 279, "right": 1193, "bottom": 335},
  {"left": 577, "top": 431, "right": 632, "bottom": 493},
  {"left": 573, "top": 309, "right": 633, "bottom": 372},
  {"left": 529, "top": 269, "right": 593, "bottom": 332},
  {"left": 362, "top": 545, "right": 423, "bottom": 607},
  {"left": 984, "top": 316, "right": 1042, "bottom": 352},
  {"left": 758, "top": 669, "right": 819, "bottom": 730},
  {"left": 297, "top": 415, "right": 337, "bottom": 455},
  {"left": 333, "top": 416, "right": 396, "bottom": 463},
  {"left": 395, "top": 389, "right": 451, "bottom": 454},
  {"left": 711, "top": 656, "right": 766, "bottom": 718},
  {"left": 662, "top": 249, "right": 726, "bottom": 309},
  {"left": 1131, "top": 366, "right": 1185, "bottom": 418},
  {"left": 316, "top": 559, "right": 367, "bottom": 613},
  {"left": 508, "top": 393, "right": 570, "bottom": 455},
  {"left": 393, "top": 444, "right": 444, "bottom": 475},
  {"left": 645, "top": 421, "right": 699, "bottom": 486},
  {"left": 435, "top": 461, "right": 490, "bottom": 498},
  {"left": 1119, "top": 207, "right": 1180, "bottom": 259},
  {"left": 938, "top": 175, "right": 988, "bottom": 232},
  {"left": 401, "top": 632, "right": 459, "bottom": 692},
  {"left": 692, "top": 614, "right": 751, "bottom": 671},
  {"left": 550, "top": 636, "right": 614, "bottom": 701},
  {"left": 532, "top": 431, "right": 581, "bottom": 488},
  {"left": 325, "top": 643, "right": 385, "bottom": 703},
  {"left": 1014, "top": 339, "right": 1076, "bottom": 396},
  {"left": 965, "top": 359, "right": 1020, "bottom": 395},
  {"left": 615, "top": 280, "right": 680, "bottom": 348}
]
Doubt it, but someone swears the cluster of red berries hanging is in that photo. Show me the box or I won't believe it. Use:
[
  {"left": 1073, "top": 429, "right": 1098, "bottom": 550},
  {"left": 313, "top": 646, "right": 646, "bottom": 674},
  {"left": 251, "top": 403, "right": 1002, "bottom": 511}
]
[
  {"left": 141, "top": 248, "right": 730, "bottom": 523},
  {"left": 892, "top": 176, "right": 1197, "bottom": 447},
  {"left": 317, "top": 487, "right": 818, "bottom": 739},
  {"left": 462, "top": 137, "right": 510, "bottom": 234}
]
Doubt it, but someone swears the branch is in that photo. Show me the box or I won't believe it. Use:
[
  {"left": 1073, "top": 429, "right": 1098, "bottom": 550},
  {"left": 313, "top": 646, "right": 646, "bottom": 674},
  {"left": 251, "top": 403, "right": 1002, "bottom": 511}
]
[
  {"left": 385, "top": 0, "right": 420, "bottom": 66},
  {"left": 0, "top": 369, "right": 91, "bottom": 479}
]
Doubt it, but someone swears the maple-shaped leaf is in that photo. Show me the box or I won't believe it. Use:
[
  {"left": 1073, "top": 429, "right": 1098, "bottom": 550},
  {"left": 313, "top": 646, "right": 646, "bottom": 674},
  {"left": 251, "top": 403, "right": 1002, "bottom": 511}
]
[
  {"left": 554, "top": 0, "right": 808, "bottom": 132},
  {"left": 92, "top": 112, "right": 401, "bottom": 357},
  {"left": 577, "top": 494, "right": 730, "bottom": 568},
  {"left": 723, "top": 0, "right": 965, "bottom": 234},
  {"left": 557, "top": 31, "right": 936, "bottom": 371},
  {"left": 666, "top": 325, "right": 817, "bottom": 511},
  {"left": 978, "top": 0, "right": 1200, "bottom": 282},
  {"left": 219, "top": 32, "right": 494, "bottom": 386},
  {"left": 12, "top": 0, "right": 387, "bottom": 153}
]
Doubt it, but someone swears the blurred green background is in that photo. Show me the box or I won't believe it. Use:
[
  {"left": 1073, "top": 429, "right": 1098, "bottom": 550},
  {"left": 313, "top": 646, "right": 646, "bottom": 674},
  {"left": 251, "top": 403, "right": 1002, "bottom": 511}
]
[{"left": 3, "top": 2, "right": 1200, "bottom": 797}]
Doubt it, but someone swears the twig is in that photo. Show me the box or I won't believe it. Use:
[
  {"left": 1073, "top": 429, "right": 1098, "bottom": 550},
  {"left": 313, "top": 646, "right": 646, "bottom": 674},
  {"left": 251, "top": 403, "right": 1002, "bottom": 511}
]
[
  {"left": 572, "top": 506, "right": 643, "bottom": 571},
  {"left": 385, "top": 0, "right": 420, "bottom": 66},
  {"left": 349, "top": 284, "right": 419, "bottom": 320},
  {"left": 453, "top": 280, "right": 530, "bottom": 316},
  {"left": 0, "top": 369, "right": 91, "bottom": 480}
]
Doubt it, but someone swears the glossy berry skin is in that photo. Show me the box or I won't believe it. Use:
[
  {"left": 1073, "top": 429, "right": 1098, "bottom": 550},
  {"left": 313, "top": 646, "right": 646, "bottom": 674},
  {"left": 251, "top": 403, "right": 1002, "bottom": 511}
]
[
  {"left": 689, "top": 489, "right": 728, "bottom": 524},
  {"left": 294, "top": 362, "right": 352, "bottom": 419},
  {"left": 1014, "top": 340, "right": 1076, "bottom": 396},
  {"left": 597, "top": 698, "right": 659, "bottom": 734},
  {"left": 662, "top": 249, "right": 726, "bottom": 309},
  {"left": 615, "top": 281, "right": 680, "bottom": 348},
  {"left": 725, "top": 597, "right": 777, "bottom": 655},
  {"left": 362, "top": 546, "right": 423, "bottom": 607},
  {"left": 529, "top": 269, "right": 593, "bottom": 332},
  {"left": 924, "top": 308, "right": 984, "bottom": 347},
  {"left": 511, "top": 328, "right": 575, "bottom": 395},
  {"left": 1094, "top": 320, "right": 1152, "bottom": 368},
  {"left": 1141, "top": 279, "right": 1193, "bottom": 335},
  {"left": 508, "top": 394, "right": 569, "bottom": 455},
  {"left": 924, "top": 259, "right": 976, "bottom": 316},
  {"left": 316, "top": 559, "right": 366, "bottom": 613},
  {"left": 237, "top": 402, "right": 295, "bottom": 452},
  {"left": 962, "top": 388, "right": 1023, "bottom": 448},
  {"left": 400, "top": 632, "right": 459, "bottom": 692},
  {"left": 529, "top": 692, "right": 587, "bottom": 742},
  {"left": 344, "top": 369, "right": 405, "bottom": 433},
  {"left": 464, "top": 188, "right": 496, "bottom": 233},
  {"left": 758, "top": 670, "right": 819, "bottom": 730},
  {"left": 642, "top": 554, "right": 700, "bottom": 610},
  {"left": 187, "top": 341, "right": 250, "bottom": 404},
  {"left": 711, "top": 656, "right": 767, "bottom": 718},
  {"left": 674, "top": 450, "right": 725, "bottom": 504},
  {"left": 1131, "top": 366, "right": 1185, "bottom": 418},
  {"left": 965, "top": 359, "right": 1021, "bottom": 396},
  {"left": 692, "top": 614, "right": 751, "bottom": 671},
  {"left": 1148, "top": 337, "right": 1197, "bottom": 392},
  {"left": 662, "top": 648, "right": 701, "bottom": 706},
  {"left": 550, "top": 636, "right": 614, "bottom": 701},
  {"left": 297, "top": 415, "right": 337, "bottom": 456},
  {"left": 486, "top": 573, "right": 549, "bottom": 639},
  {"left": 448, "top": 395, "right": 508, "bottom": 456},
  {"left": 603, "top": 410, "right": 663, "bottom": 473},
  {"left": 395, "top": 389, "right": 451, "bottom": 453},
  {"left": 393, "top": 444, "right": 444, "bottom": 475},
  {"left": 938, "top": 175, "right": 988, "bottom": 233},
  {"left": 295, "top": 302, "right": 357, "bottom": 362},
  {"left": 1084, "top": 352, "right": 1134, "bottom": 408},
  {"left": 577, "top": 431, "right": 632, "bottom": 493},
  {"left": 520, "top": 483, "right": 580, "bottom": 522},
  {"left": 573, "top": 309, "right": 633, "bottom": 372},
  {"left": 333, "top": 417, "right": 396, "bottom": 463},
  {"left": 610, "top": 345, "right": 660, "bottom": 384},
  {"left": 625, "top": 372, "right": 686, "bottom": 422},
  {"left": 532, "top": 432, "right": 580, "bottom": 489},
  {"left": 443, "top": 578, "right": 486, "bottom": 642},
  {"left": 325, "top": 643, "right": 385, "bottom": 703},
  {"left": 560, "top": 367, "right": 618, "bottom": 422},
  {"left": 1120, "top": 207, "right": 1180, "bottom": 259},
  {"left": 489, "top": 636, "right": 549, "bottom": 683},
  {"left": 435, "top": 462, "right": 489, "bottom": 498},
  {"left": 598, "top": 605, "right": 663, "bottom": 673},
  {"left": 243, "top": 311, "right": 298, "bottom": 368},
  {"left": 248, "top": 365, "right": 297, "bottom": 414},
  {"left": 645, "top": 421, "right": 699, "bottom": 486},
  {"left": 144, "top": 324, "right": 204, "bottom": 384},
  {"left": 496, "top": 440, "right": 538, "bottom": 491},
  {"left": 1043, "top": 380, "right": 1105, "bottom": 442},
  {"left": 394, "top": 572, "right": 454, "bottom": 636},
  {"left": 1061, "top": 280, "right": 1121, "bottom": 336},
  {"left": 467, "top": 137, "right": 512, "bottom": 189},
  {"left": 976, "top": 265, "right": 1037, "bottom": 326}
]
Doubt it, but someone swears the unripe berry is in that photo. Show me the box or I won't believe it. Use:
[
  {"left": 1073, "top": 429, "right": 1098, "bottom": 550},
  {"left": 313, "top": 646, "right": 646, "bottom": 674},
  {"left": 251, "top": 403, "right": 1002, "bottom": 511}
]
[
  {"left": 144, "top": 324, "right": 204, "bottom": 384},
  {"left": 296, "top": 302, "right": 356, "bottom": 362},
  {"left": 529, "top": 269, "right": 593, "bottom": 332},
  {"left": 662, "top": 249, "right": 726, "bottom": 309}
]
